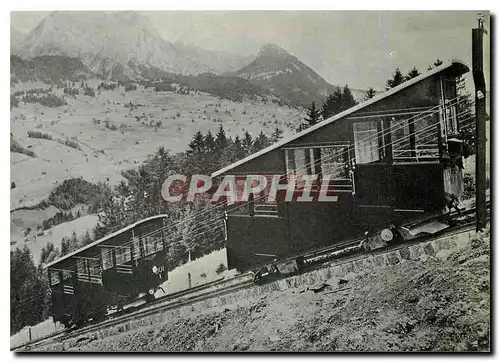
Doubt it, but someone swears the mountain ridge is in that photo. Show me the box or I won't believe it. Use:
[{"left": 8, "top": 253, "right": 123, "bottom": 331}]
[
  {"left": 228, "top": 43, "right": 367, "bottom": 108},
  {"left": 15, "top": 11, "right": 252, "bottom": 79}
]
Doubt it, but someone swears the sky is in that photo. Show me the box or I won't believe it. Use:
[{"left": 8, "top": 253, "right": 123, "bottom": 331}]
[{"left": 10, "top": 10, "right": 490, "bottom": 91}]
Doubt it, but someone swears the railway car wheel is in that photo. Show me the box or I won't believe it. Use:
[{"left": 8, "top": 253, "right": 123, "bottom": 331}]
[
  {"left": 145, "top": 288, "right": 156, "bottom": 303},
  {"left": 380, "top": 228, "right": 394, "bottom": 242}
]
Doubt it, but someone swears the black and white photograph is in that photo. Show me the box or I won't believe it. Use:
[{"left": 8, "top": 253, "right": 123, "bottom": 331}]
[{"left": 9, "top": 10, "right": 491, "bottom": 352}]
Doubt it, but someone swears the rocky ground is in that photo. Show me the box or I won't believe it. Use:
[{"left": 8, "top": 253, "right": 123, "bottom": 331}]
[{"left": 34, "top": 229, "right": 490, "bottom": 352}]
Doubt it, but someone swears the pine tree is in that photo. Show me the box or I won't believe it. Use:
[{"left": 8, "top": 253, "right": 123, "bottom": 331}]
[
  {"left": 386, "top": 68, "right": 406, "bottom": 89},
  {"left": 434, "top": 59, "right": 443, "bottom": 67},
  {"left": 11, "top": 246, "right": 48, "bottom": 334},
  {"left": 405, "top": 67, "right": 421, "bottom": 81},
  {"left": 233, "top": 135, "right": 246, "bottom": 160},
  {"left": 428, "top": 59, "right": 444, "bottom": 71},
  {"left": 297, "top": 101, "right": 321, "bottom": 132},
  {"left": 321, "top": 85, "right": 358, "bottom": 120},
  {"left": 365, "top": 87, "right": 377, "bottom": 100},
  {"left": 215, "top": 125, "right": 227, "bottom": 151},
  {"left": 187, "top": 131, "right": 205, "bottom": 154},
  {"left": 271, "top": 127, "right": 284, "bottom": 143},
  {"left": 252, "top": 131, "right": 271, "bottom": 153},
  {"left": 204, "top": 131, "right": 216, "bottom": 153},
  {"left": 242, "top": 131, "right": 254, "bottom": 156},
  {"left": 40, "top": 242, "right": 60, "bottom": 265}
]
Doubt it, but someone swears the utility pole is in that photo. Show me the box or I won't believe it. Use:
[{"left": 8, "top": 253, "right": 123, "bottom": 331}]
[{"left": 472, "top": 13, "right": 487, "bottom": 231}]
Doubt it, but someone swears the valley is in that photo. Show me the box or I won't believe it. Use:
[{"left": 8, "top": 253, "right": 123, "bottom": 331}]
[{"left": 10, "top": 80, "right": 303, "bottom": 262}]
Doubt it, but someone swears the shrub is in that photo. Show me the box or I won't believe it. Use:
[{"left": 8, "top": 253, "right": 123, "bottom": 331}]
[
  {"left": 10, "top": 95, "right": 19, "bottom": 109},
  {"left": 124, "top": 83, "right": 137, "bottom": 92},
  {"left": 83, "top": 86, "right": 95, "bottom": 97},
  {"left": 22, "top": 93, "right": 66, "bottom": 107},
  {"left": 28, "top": 131, "right": 53, "bottom": 140},
  {"left": 215, "top": 263, "right": 227, "bottom": 274},
  {"left": 47, "top": 177, "right": 111, "bottom": 211},
  {"left": 463, "top": 173, "right": 475, "bottom": 199},
  {"left": 59, "top": 139, "right": 80, "bottom": 150},
  {"left": 97, "top": 82, "right": 117, "bottom": 91},
  {"left": 10, "top": 139, "right": 36, "bottom": 157},
  {"left": 63, "top": 87, "right": 79, "bottom": 97},
  {"left": 42, "top": 211, "right": 76, "bottom": 230},
  {"left": 11, "top": 182, "right": 16, "bottom": 189}
]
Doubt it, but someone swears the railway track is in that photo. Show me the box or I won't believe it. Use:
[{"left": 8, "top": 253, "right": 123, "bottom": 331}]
[{"left": 13, "top": 206, "right": 489, "bottom": 352}]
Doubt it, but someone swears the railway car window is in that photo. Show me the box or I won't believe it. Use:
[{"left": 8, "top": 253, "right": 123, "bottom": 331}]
[
  {"left": 442, "top": 78, "right": 456, "bottom": 100},
  {"left": 353, "top": 122, "right": 380, "bottom": 164},
  {"left": 415, "top": 114, "right": 439, "bottom": 159},
  {"left": 293, "top": 148, "right": 308, "bottom": 177},
  {"left": 133, "top": 237, "right": 141, "bottom": 259},
  {"left": 320, "top": 146, "right": 349, "bottom": 179},
  {"left": 88, "top": 259, "right": 101, "bottom": 275},
  {"left": 76, "top": 260, "right": 87, "bottom": 275},
  {"left": 230, "top": 177, "right": 250, "bottom": 215},
  {"left": 285, "top": 149, "right": 314, "bottom": 177},
  {"left": 115, "top": 247, "right": 132, "bottom": 265},
  {"left": 49, "top": 269, "right": 60, "bottom": 286},
  {"left": 143, "top": 235, "right": 164, "bottom": 256},
  {"left": 391, "top": 117, "right": 411, "bottom": 160},
  {"left": 251, "top": 175, "right": 277, "bottom": 216},
  {"left": 445, "top": 102, "right": 458, "bottom": 135},
  {"left": 101, "top": 247, "right": 114, "bottom": 270},
  {"left": 442, "top": 78, "right": 459, "bottom": 137},
  {"left": 62, "top": 270, "right": 72, "bottom": 281}
]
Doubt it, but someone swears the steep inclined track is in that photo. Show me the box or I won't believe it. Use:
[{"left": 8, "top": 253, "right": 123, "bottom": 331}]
[{"left": 13, "top": 211, "right": 486, "bottom": 352}]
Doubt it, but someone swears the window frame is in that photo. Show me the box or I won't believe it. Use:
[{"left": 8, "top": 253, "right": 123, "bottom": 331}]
[{"left": 352, "top": 121, "right": 381, "bottom": 165}]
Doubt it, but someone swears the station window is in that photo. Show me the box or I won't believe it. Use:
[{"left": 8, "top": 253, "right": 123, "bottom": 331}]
[{"left": 353, "top": 122, "right": 380, "bottom": 164}]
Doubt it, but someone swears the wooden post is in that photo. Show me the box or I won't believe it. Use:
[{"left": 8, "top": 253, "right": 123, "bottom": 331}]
[
  {"left": 187, "top": 272, "right": 192, "bottom": 289},
  {"left": 472, "top": 16, "right": 487, "bottom": 231}
]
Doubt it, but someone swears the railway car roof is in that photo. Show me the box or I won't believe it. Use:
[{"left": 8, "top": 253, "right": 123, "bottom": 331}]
[
  {"left": 211, "top": 59, "right": 469, "bottom": 178},
  {"left": 44, "top": 214, "right": 170, "bottom": 269}
]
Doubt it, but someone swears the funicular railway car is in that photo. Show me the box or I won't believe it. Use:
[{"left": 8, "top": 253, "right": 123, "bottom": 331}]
[
  {"left": 45, "top": 215, "right": 169, "bottom": 327},
  {"left": 211, "top": 60, "right": 470, "bottom": 273}
]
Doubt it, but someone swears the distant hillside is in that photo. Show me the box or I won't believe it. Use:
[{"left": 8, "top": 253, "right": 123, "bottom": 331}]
[
  {"left": 10, "top": 26, "right": 25, "bottom": 54},
  {"left": 11, "top": 55, "right": 94, "bottom": 85},
  {"left": 230, "top": 44, "right": 367, "bottom": 108}
]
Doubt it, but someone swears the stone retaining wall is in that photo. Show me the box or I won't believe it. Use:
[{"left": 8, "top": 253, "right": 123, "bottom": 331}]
[{"left": 69, "top": 227, "right": 481, "bottom": 344}]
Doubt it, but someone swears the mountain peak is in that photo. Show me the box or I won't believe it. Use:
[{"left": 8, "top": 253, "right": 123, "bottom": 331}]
[{"left": 258, "top": 43, "right": 291, "bottom": 58}]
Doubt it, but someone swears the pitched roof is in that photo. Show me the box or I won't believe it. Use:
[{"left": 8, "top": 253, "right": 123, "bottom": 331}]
[
  {"left": 211, "top": 59, "right": 469, "bottom": 178},
  {"left": 44, "top": 214, "right": 170, "bottom": 269}
]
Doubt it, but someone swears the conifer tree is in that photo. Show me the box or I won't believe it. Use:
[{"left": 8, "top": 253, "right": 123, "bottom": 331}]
[
  {"left": 386, "top": 68, "right": 406, "bottom": 89},
  {"left": 365, "top": 87, "right": 377, "bottom": 100},
  {"left": 405, "top": 67, "right": 421, "bottom": 81},
  {"left": 297, "top": 101, "right": 321, "bottom": 132}
]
